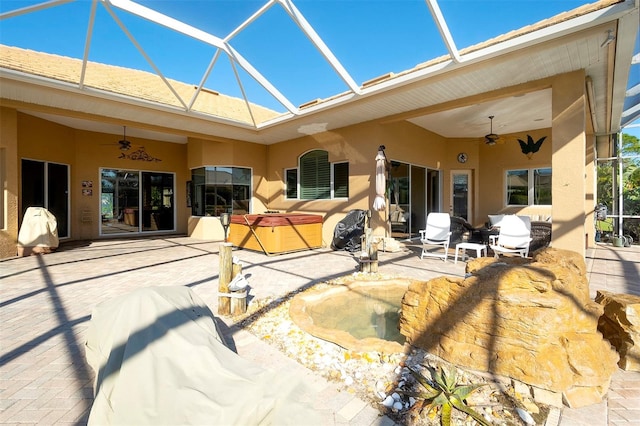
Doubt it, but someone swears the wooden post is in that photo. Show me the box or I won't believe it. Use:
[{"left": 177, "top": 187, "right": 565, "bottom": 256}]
[
  {"left": 218, "top": 243, "right": 233, "bottom": 315},
  {"left": 230, "top": 261, "right": 247, "bottom": 315},
  {"left": 360, "top": 233, "right": 369, "bottom": 273},
  {"left": 369, "top": 235, "right": 378, "bottom": 273}
]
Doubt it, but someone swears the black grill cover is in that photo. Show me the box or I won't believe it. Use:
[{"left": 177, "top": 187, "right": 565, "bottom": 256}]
[{"left": 331, "top": 209, "right": 367, "bottom": 252}]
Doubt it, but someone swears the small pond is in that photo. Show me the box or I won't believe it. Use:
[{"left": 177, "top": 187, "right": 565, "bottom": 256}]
[{"left": 289, "top": 279, "right": 413, "bottom": 353}]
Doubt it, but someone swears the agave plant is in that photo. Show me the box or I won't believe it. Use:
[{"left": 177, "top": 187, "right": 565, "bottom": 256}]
[{"left": 403, "top": 365, "right": 490, "bottom": 426}]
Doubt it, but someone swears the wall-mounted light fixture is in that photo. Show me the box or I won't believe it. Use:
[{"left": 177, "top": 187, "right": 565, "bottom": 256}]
[
  {"left": 220, "top": 212, "right": 231, "bottom": 242},
  {"left": 601, "top": 29, "right": 615, "bottom": 48}
]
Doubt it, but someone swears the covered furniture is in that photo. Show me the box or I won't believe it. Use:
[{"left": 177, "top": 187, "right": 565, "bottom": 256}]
[
  {"left": 229, "top": 213, "right": 323, "bottom": 254},
  {"left": 419, "top": 212, "right": 452, "bottom": 261},
  {"left": 450, "top": 216, "right": 484, "bottom": 244},
  {"left": 17, "top": 207, "right": 59, "bottom": 256},
  {"left": 85, "top": 286, "right": 319, "bottom": 425},
  {"left": 489, "top": 215, "right": 533, "bottom": 258}
]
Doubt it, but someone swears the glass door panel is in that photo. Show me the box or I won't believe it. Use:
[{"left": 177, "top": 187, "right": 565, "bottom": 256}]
[
  {"left": 48, "top": 163, "right": 69, "bottom": 238},
  {"left": 389, "top": 161, "right": 410, "bottom": 238},
  {"left": 21, "top": 160, "right": 45, "bottom": 214},
  {"left": 101, "top": 169, "right": 139, "bottom": 234},
  {"left": 411, "top": 166, "right": 426, "bottom": 237},
  {"left": 451, "top": 171, "right": 471, "bottom": 221},
  {"left": 142, "top": 172, "right": 174, "bottom": 231},
  {"left": 21, "top": 159, "right": 69, "bottom": 238}
]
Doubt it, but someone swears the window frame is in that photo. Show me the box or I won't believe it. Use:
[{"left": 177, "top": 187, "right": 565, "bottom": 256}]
[
  {"left": 285, "top": 167, "right": 298, "bottom": 200},
  {"left": 505, "top": 167, "right": 552, "bottom": 206},
  {"left": 287, "top": 150, "right": 349, "bottom": 201},
  {"left": 190, "top": 166, "right": 252, "bottom": 217}
]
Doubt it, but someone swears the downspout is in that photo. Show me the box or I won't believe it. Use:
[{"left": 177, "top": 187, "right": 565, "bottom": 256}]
[{"left": 617, "top": 132, "right": 624, "bottom": 235}]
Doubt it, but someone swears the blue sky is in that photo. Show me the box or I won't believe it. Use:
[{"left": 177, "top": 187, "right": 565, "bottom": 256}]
[{"left": 1, "top": 0, "right": 638, "bottom": 137}]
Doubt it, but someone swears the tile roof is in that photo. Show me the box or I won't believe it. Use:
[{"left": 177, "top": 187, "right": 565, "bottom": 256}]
[{"left": 0, "top": 44, "right": 282, "bottom": 125}]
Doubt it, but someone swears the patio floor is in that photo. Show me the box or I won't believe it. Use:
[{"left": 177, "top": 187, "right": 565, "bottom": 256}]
[{"left": 1, "top": 237, "right": 638, "bottom": 425}]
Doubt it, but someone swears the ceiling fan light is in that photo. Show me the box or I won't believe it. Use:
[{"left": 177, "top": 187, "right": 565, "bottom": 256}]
[{"left": 484, "top": 116, "right": 499, "bottom": 146}]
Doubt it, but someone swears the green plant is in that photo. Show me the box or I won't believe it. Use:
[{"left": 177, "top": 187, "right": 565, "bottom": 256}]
[{"left": 403, "top": 365, "right": 490, "bottom": 426}]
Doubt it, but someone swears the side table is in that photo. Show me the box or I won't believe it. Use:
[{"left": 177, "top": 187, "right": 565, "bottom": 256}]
[{"left": 454, "top": 242, "right": 487, "bottom": 264}]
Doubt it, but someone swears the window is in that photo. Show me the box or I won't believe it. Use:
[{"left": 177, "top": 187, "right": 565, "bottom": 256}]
[
  {"left": 333, "top": 162, "right": 349, "bottom": 198},
  {"left": 285, "top": 168, "right": 298, "bottom": 199},
  {"left": 506, "top": 168, "right": 552, "bottom": 206},
  {"left": 191, "top": 166, "right": 251, "bottom": 216},
  {"left": 287, "top": 150, "right": 349, "bottom": 200}
]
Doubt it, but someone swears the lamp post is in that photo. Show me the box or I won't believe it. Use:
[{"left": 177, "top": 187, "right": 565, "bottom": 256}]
[{"left": 220, "top": 212, "right": 231, "bottom": 242}]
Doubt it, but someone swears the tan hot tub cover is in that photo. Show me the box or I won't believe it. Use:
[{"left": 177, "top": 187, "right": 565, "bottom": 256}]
[{"left": 85, "top": 286, "right": 319, "bottom": 425}]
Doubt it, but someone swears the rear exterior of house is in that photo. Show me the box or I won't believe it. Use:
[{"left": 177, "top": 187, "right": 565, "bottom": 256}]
[{"left": 1, "top": 0, "right": 638, "bottom": 260}]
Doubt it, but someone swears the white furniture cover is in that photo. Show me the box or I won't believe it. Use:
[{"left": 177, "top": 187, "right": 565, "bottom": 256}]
[
  {"left": 17, "top": 207, "right": 58, "bottom": 250},
  {"left": 85, "top": 286, "right": 319, "bottom": 425}
]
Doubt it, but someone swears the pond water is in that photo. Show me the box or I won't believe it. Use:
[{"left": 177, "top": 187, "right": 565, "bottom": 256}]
[
  {"left": 289, "top": 279, "right": 412, "bottom": 353},
  {"left": 306, "top": 286, "right": 405, "bottom": 344}
]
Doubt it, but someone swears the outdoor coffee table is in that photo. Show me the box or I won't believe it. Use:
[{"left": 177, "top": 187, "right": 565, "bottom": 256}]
[{"left": 454, "top": 242, "right": 487, "bottom": 264}]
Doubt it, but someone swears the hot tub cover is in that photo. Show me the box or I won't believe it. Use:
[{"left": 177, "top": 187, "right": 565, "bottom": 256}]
[
  {"left": 85, "top": 286, "right": 319, "bottom": 425},
  {"left": 231, "top": 213, "right": 323, "bottom": 227}
]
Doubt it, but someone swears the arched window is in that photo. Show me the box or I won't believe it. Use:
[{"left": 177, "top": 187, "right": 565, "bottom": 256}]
[{"left": 286, "top": 150, "right": 349, "bottom": 200}]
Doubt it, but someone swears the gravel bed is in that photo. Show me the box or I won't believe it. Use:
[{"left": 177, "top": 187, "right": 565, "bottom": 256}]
[{"left": 234, "top": 274, "right": 550, "bottom": 425}]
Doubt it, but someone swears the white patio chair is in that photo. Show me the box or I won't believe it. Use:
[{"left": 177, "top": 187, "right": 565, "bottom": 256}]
[
  {"left": 489, "top": 215, "right": 532, "bottom": 258},
  {"left": 419, "top": 213, "right": 452, "bottom": 261}
]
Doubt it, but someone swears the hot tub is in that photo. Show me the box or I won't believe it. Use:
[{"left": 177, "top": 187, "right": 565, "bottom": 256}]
[{"left": 229, "top": 214, "right": 323, "bottom": 254}]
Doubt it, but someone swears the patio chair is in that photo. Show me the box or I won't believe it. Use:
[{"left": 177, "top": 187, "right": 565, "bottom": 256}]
[
  {"left": 419, "top": 213, "right": 452, "bottom": 261},
  {"left": 489, "top": 215, "right": 532, "bottom": 258}
]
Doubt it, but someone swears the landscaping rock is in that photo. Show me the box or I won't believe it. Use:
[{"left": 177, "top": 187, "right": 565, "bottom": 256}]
[
  {"left": 399, "top": 248, "right": 619, "bottom": 408},
  {"left": 595, "top": 290, "right": 640, "bottom": 372}
]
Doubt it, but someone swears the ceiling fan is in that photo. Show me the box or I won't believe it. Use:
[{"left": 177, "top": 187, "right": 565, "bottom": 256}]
[
  {"left": 484, "top": 116, "right": 500, "bottom": 145},
  {"left": 117, "top": 126, "right": 131, "bottom": 151}
]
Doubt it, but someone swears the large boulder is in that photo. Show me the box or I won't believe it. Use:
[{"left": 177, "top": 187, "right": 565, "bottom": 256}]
[
  {"left": 399, "top": 248, "right": 619, "bottom": 408},
  {"left": 595, "top": 290, "right": 640, "bottom": 372}
]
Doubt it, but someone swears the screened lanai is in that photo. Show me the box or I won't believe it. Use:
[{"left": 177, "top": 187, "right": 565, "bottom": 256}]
[{"left": 1, "top": 0, "right": 639, "bottom": 259}]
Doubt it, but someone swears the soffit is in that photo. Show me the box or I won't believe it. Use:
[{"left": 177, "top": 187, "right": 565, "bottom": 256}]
[{"left": 0, "top": 0, "right": 637, "bottom": 144}]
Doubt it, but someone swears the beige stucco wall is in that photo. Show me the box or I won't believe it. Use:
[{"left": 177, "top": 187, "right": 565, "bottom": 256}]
[
  {"left": 476, "top": 128, "right": 553, "bottom": 224},
  {"left": 265, "top": 121, "right": 449, "bottom": 246},
  {"left": 187, "top": 137, "right": 268, "bottom": 240},
  {"left": 0, "top": 107, "right": 19, "bottom": 258},
  {"left": 16, "top": 113, "right": 189, "bottom": 242},
  {"left": 0, "top": 71, "right": 594, "bottom": 258},
  {"left": 551, "top": 70, "right": 587, "bottom": 257}
]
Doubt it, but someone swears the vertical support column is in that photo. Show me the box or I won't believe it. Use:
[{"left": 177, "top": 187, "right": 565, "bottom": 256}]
[
  {"left": 218, "top": 242, "right": 233, "bottom": 315},
  {"left": 0, "top": 107, "right": 19, "bottom": 259},
  {"left": 552, "top": 71, "right": 587, "bottom": 257}
]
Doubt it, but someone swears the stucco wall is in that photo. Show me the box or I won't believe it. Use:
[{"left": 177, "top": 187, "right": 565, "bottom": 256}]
[
  {"left": 16, "top": 113, "right": 189, "bottom": 242},
  {"left": 187, "top": 137, "right": 268, "bottom": 240},
  {"left": 0, "top": 72, "right": 593, "bottom": 258},
  {"left": 477, "top": 128, "right": 553, "bottom": 224},
  {"left": 265, "top": 121, "right": 449, "bottom": 247},
  {"left": 0, "top": 107, "right": 19, "bottom": 258}
]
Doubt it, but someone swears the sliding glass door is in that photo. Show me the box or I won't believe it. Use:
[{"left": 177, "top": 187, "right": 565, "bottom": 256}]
[
  {"left": 388, "top": 161, "right": 438, "bottom": 240},
  {"left": 21, "top": 159, "right": 69, "bottom": 238},
  {"left": 100, "top": 169, "right": 174, "bottom": 235}
]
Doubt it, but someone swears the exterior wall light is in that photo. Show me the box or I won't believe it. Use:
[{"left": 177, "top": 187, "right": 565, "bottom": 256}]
[{"left": 220, "top": 212, "right": 231, "bottom": 242}]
